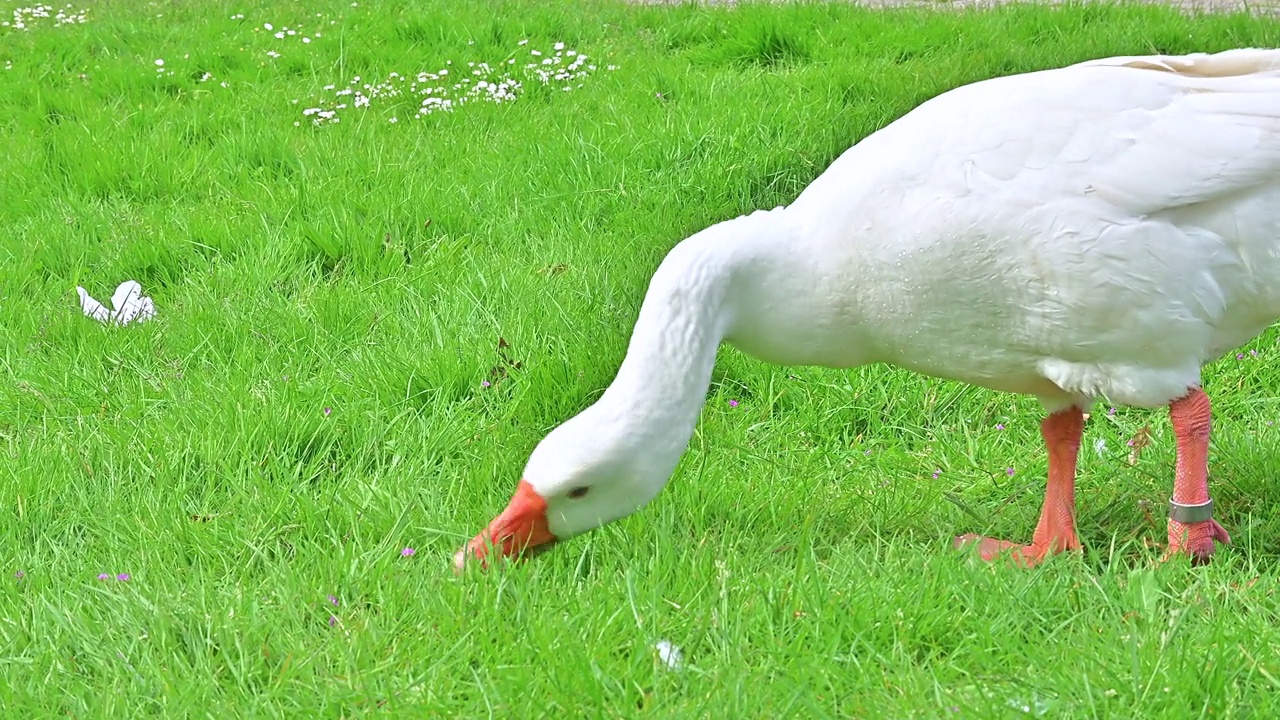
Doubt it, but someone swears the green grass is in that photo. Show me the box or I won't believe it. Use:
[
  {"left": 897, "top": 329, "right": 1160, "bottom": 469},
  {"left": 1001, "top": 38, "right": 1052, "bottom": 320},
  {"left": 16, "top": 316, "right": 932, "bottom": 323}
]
[{"left": 4, "top": 0, "right": 1280, "bottom": 715}]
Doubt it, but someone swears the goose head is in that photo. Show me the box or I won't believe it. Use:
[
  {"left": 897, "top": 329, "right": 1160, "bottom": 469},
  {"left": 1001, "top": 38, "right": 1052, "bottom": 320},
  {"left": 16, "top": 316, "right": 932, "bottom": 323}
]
[{"left": 453, "top": 408, "right": 673, "bottom": 570}]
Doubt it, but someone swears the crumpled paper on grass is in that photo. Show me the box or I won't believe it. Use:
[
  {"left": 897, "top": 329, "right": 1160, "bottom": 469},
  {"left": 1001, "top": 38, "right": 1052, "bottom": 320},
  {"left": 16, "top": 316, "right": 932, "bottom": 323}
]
[
  {"left": 655, "top": 640, "right": 683, "bottom": 671},
  {"left": 76, "top": 281, "right": 156, "bottom": 325}
]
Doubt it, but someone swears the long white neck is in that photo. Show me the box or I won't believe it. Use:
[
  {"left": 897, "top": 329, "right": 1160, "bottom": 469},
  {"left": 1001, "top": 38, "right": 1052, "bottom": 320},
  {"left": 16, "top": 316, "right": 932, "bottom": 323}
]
[
  {"left": 596, "top": 239, "right": 735, "bottom": 470},
  {"left": 563, "top": 212, "right": 783, "bottom": 490}
]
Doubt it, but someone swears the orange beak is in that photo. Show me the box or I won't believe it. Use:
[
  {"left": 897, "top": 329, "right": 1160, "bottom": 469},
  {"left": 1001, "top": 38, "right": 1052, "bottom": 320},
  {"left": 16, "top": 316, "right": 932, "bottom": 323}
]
[{"left": 454, "top": 479, "right": 557, "bottom": 571}]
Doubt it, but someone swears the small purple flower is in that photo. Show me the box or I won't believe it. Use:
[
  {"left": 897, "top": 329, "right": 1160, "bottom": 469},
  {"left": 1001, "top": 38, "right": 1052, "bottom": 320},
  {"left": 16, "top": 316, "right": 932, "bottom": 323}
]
[
  {"left": 328, "top": 615, "right": 337, "bottom": 627},
  {"left": 116, "top": 573, "right": 130, "bottom": 582},
  {"left": 1108, "top": 407, "right": 1116, "bottom": 416},
  {"left": 97, "top": 573, "right": 111, "bottom": 581},
  {"left": 931, "top": 470, "right": 941, "bottom": 479},
  {"left": 327, "top": 594, "right": 339, "bottom": 607},
  {"left": 323, "top": 406, "right": 332, "bottom": 417},
  {"left": 1251, "top": 349, "right": 1259, "bottom": 357},
  {"left": 481, "top": 380, "right": 491, "bottom": 388},
  {"left": 401, "top": 547, "right": 416, "bottom": 557},
  {"left": 728, "top": 399, "right": 739, "bottom": 408},
  {"left": 14, "top": 570, "right": 24, "bottom": 581},
  {"left": 1237, "top": 353, "right": 1245, "bottom": 360},
  {"left": 995, "top": 423, "right": 1005, "bottom": 430},
  {"left": 1006, "top": 467, "right": 1016, "bottom": 477}
]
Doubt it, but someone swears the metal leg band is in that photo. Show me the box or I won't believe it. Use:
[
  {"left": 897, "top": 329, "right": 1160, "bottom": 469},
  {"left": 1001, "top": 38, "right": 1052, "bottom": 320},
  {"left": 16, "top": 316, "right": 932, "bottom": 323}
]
[{"left": 1168, "top": 498, "right": 1213, "bottom": 524}]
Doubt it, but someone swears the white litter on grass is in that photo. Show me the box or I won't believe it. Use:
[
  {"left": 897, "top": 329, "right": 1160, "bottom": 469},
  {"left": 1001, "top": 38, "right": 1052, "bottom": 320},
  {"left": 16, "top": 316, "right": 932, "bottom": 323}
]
[
  {"left": 655, "top": 640, "right": 683, "bottom": 670},
  {"left": 76, "top": 281, "right": 156, "bottom": 325}
]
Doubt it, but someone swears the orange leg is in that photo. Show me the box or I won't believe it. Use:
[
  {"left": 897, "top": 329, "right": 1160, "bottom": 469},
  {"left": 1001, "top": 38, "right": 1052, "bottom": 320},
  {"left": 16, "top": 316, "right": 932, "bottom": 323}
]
[
  {"left": 1165, "top": 388, "right": 1231, "bottom": 564},
  {"left": 955, "top": 406, "right": 1084, "bottom": 567}
]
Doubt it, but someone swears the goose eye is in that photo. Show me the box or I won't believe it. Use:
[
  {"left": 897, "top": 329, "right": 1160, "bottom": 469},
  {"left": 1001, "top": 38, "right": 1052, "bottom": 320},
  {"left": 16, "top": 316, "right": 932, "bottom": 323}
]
[{"left": 567, "top": 486, "right": 590, "bottom": 500}]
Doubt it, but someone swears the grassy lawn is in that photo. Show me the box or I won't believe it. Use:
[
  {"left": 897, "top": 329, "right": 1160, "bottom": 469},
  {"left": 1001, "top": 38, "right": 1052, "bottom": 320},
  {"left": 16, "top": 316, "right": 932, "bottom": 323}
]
[{"left": 4, "top": 0, "right": 1280, "bottom": 715}]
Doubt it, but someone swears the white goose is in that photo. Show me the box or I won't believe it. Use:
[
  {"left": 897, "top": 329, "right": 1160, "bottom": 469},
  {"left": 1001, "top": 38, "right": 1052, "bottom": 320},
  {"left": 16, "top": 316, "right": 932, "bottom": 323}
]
[{"left": 456, "top": 49, "right": 1280, "bottom": 570}]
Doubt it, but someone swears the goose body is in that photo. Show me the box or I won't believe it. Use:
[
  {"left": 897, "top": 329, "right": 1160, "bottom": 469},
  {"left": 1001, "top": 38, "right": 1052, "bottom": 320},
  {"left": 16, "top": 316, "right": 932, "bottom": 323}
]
[{"left": 457, "top": 49, "right": 1280, "bottom": 569}]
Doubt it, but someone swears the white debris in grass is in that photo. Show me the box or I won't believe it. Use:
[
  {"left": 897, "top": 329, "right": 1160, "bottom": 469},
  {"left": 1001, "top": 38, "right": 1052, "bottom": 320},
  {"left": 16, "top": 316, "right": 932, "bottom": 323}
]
[
  {"left": 3, "top": 4, "right": 88, "bottom": 30},
  {"left": 300, "top": 41, "right": 618, "bottom": 126},
  {"left": 655, "top": 640, "right": 683, "bottom": 671},
  {"left": 77, "top": 281, "right": 156, "bottom": 326}
]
